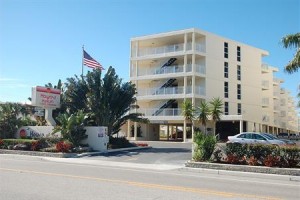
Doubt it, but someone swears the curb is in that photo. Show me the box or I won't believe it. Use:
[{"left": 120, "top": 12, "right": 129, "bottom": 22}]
[
  {"left": 0, "top": 146, "right": 152, "bottom": 158},
  {"left": 185, "top": 160, "right": 300, "bottom": 176},
  {"left": 77, "top": 146, "right": 152, "bottom": 157}
]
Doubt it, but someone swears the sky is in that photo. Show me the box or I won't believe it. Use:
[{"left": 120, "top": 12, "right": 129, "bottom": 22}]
[{"left": 0, "top": 0, "right": 299, "bottom": 105}]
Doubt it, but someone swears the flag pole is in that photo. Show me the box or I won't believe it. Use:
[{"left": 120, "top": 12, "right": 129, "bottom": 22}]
[{"left": 82, "top": 45, "right": 84, "bottom": 78}]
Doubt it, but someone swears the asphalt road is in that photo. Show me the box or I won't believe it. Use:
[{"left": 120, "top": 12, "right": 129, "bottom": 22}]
[{"left": 1, "top": 142, "right": 299, "bottom": 200}]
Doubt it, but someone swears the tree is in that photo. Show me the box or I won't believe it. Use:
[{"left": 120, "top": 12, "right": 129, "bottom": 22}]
[
  {"left": 281, "top": 33, "right": 300, "bottom": 74},
  {"left": 63, "top": 67, "right": 148, "bottom": 136},
  {"left": 0, "top": 103, "right": 33, "bottom": 138},
  {"left": 197, "top": 100, "right": 210, "bottom": 135},
  {"left": 181, "top": 100, "right": 195, "bottom": 124},
  {"left": 181, "top": 100, "right": 195, "bottom": 140},
  {"left": 53, "top": 110, "right": 88, "bottom": 146},
  {"left": 209, "top": 97, "right": 223, "bottom": 136}
]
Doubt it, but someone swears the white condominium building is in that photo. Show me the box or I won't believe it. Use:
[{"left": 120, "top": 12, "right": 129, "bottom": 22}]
[{"left": 125, "top": 28, "right": 299, "bottom": 141}]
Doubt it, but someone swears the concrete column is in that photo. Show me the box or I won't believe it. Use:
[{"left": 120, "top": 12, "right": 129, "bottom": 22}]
[
  {"left": 167, "top": 124, "right": 170, "bottom": 141},
  {"left": 45, "top": 108, "right": 56, "bottom": 126},
  {"left": 183, "top": 120, "right": 187, "bottom": 142},
  {"left": 184, "top": 33, "right": 187, "bottom": 52},
  {"left": 134, "top": 122, "right": 137, "bottom": 140},
  {"left": 239, "top": 120, "right": 243, "bottom": 133},
  {"left": 127, "top": 120, "right": 131, "bottom": 138}
]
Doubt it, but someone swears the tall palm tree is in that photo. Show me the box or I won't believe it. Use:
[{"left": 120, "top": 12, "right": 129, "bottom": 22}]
[
  {"left": 209, "top": 97, "right": 223, "bottom": 136},
  {"left": 281, "top": 33, "right": 300, "bottom": 74},
  {"left": 181, "top": 100, "right": 195, "bottom": 140},
  {"left": 197, "top": 100, "right": 210, "bottom": 135}
]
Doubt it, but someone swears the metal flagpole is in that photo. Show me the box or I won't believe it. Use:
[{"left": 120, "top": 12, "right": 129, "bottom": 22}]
[{"left": 82, "top": 45, "right": 84, "bottom": 78}]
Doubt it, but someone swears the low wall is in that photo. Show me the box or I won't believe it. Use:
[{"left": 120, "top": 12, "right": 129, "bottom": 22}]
[{"left": 15, "top": 126, "right": 109, "bottom": 152}]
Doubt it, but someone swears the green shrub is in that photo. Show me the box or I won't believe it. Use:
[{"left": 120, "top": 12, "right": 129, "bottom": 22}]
[
  {"left": 225, "top": 143, "right": 300, "bottom": 168},
  {"left": 225, "top": 143, "right": 247, "bottom": 164},
  {"left": 193, "top": 131, "right": 217, "bottom": 161},
  {"left": 279, "top": 146, "right": 300, "bottom": 168},
  {"left": 108, "top": 136, "right": 134, "bottom": 149},
  {"left": 53, "top": 110, "right": 88, "bottom": 146}
]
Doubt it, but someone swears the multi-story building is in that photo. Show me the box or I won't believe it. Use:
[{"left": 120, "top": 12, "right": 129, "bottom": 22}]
[{"left": 125, "top": 28, "right": 299, "bottom": 141}]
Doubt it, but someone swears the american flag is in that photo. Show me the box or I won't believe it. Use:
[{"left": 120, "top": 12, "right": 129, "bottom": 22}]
[{"left": 83, "top": 50, "right": 104, "bottom": 70}]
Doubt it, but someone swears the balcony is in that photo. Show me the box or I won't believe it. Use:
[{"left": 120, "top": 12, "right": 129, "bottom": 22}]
[
  {"left": 280, "top": 88, "right": 286, "bottom": 94},
  {"left": 137, "top": 108, "right": 182, "bottom": 117},
  {"left": 262, "top": 98, "right": 269, "bottom": 107},
  {"left": 137, "top": 86, "right": 184, "bottom": 96},
  {"left": 137, "top": 86, "right": 205, "bottom": 97},
  {"left": 133, "top": 42, "right": 205, "bottom": 58},
  {"left": 186, "top": 64, "right": 206, "bottom": 74},
  {"left": 261, "top": 63, "right": 269, "bottom": 73},
  {"left": 138, "top": 65, "right": 184, "bottom": 76},
  {"left": 273, "top": 78, "right": 283, "bottom": 85},
  {"left": 261, "top": 81, "right": 269, "bottom": 90},
  {"left": 273, "top": 92, "right": 279, "bottom": 99}
]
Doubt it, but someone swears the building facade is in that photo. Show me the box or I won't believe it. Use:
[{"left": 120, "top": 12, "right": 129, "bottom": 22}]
[{"left": 125, "top": 28, "right": 299, "bottom": 141}]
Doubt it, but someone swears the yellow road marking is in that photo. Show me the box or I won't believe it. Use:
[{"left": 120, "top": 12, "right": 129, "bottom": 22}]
[{"left": 0, "top": 167, "right": 282, "bottom": 200}]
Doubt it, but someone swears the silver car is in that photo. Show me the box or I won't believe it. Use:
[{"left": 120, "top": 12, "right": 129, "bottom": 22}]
[{"left": 227, "top": 132, "right": 286, "bottom": 146}]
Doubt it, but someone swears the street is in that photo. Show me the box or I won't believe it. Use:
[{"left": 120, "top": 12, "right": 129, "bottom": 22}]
[{"left": 1, "top": 143, "right": 300, "bottom": 200}]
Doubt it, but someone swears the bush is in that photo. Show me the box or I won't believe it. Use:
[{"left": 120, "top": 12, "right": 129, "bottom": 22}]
[
  {"left": 193, "top": 131, "right": 217, "bottom": 161},
  {"left": 53, "top": 111, "right": 88, "bottom": 147},
  {"left": 224, "top": 143, "right": 300, "bottom": 168},
  {"left": 225, "top": 143, "right": 247, "bottom": 164},
  {"left": 56, "top": 141, "right": 72, "bottom": 153},
  {"left": 280, "top": 146, "right": 300, "bottom": 168},
  {"left": 1, "top": 139, "right": 37, "bottom": 150},
  {"left": 108, "top": 136, "right": 134, "bottom": 149}
]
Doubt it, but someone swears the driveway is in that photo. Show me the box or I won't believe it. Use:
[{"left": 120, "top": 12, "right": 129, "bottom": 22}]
[{"left": 82, "top": 141, "right": 193, "bottom": 167}]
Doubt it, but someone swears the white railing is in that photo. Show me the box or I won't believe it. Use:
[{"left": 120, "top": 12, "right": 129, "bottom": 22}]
[
  {"left": 195, "top": 86, "right": 205, "bottom": 96},
  {"left": 133, "top": 42, "right": 205, "bottom": 57},
  {"left": 137, "top": 64, "right": 205, "bottom": 76},
  {"left": 262, "top": 98, "right": 269, "bottom": 105},
  {"left": 195, "top": 64, "right": 206, "bottom": 74},
  {"left": 262, "top": 80, "right": 269, "bottom": 89},
  {"left": 261, "top": 63, "right": 269, "bottom": 71},
  {"left": 137, "top": 108, "right": 182, "bottom": 116},
  {"left": 137, "top": 86, "right": 184, "bottom": 96},
  {"left": 138, "top": 65, "right": 184, "bottom": 76}
]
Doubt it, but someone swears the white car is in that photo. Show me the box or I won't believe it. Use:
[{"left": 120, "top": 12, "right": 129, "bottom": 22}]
[{"left": 227, "top": 132, "right": 286, "bottom": 146}]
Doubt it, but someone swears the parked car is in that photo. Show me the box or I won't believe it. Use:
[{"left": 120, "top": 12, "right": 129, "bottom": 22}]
[
  {"left": 227, "top": 132, "right": 286, "bottom": 146},
  {"left": 262, "top": 133, "right": 296, "bottom": 146}
]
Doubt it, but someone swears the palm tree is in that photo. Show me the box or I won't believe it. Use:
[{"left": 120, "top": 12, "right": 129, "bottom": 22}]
[
  {"left": 181, "top": 100, "right": 195, "bottom": 140},
  {"left": 281, "top": 33, "right": 300, "bottom": 74},
  {"left": 209, "top": 97, "right": 223, "bottom": 136},
  {"left": 197, "top": 100, "right": 210, "bottom": 135}
]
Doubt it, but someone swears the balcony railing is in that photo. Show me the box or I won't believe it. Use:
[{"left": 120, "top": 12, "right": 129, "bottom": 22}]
[
  {"left": 137, "top": 108, "right": 182, "bottom": 117},
  {"left": 262, "top": 81, "right": 269, "bottom": 89},
  {"left": 133, "top": 42, "right": 205, "bottom": 57},
  {"left": 195, "top": 86, "right": 206, "bottom": 96},
  {"left": 138, "top": 65, "right": 184, "bottom": 76},
  {"left": 137, "top": 86, "right": 184, "bottom": 96},
  {"left": 262, "top": 98, "right": 269, "bottom": 106},
  {"left": 137, "top": 64, "right": 206, "bottom": 77},
  {"left": 137, "top": 86, "right": 205, "bottom": 96}
]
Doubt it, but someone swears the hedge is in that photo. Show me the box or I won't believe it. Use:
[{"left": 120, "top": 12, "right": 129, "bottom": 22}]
[{"left": 225, "top": 143, "right": 300, "bottom": 168}]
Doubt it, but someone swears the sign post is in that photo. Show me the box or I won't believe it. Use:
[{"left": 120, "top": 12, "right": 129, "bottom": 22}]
[{"left": 31, "top": 86, "right": 61, "bottom": 126}]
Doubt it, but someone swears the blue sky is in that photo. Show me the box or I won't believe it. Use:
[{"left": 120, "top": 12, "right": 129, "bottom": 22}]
[{"left": 0, "top": 0, "right": 299, "bottom": 104}]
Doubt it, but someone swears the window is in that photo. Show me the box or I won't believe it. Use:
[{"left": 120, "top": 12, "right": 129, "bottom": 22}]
[
  {"left": 224, "top": 82, "right": 229, "bottom": 98},
  {"left": 237, "top": 103, "right": 241, "bottom": 115},
  {"left": 224, "top": 102, "right": 229, "bottom": 115},
  {"left": 237, "top": 46, "right": 241, "bottom": 61},
  {"left": 224, "top": 42, "right": 228, "bottom": 58},
  {"left": 237, "top": 65, "right": 241, "bottom": 80},
  {"left": 237, "top": 84, "right": 241, "bottom": 100},
  {"left": 224, "top": 62, "right": 228, "bottom": 78}
]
